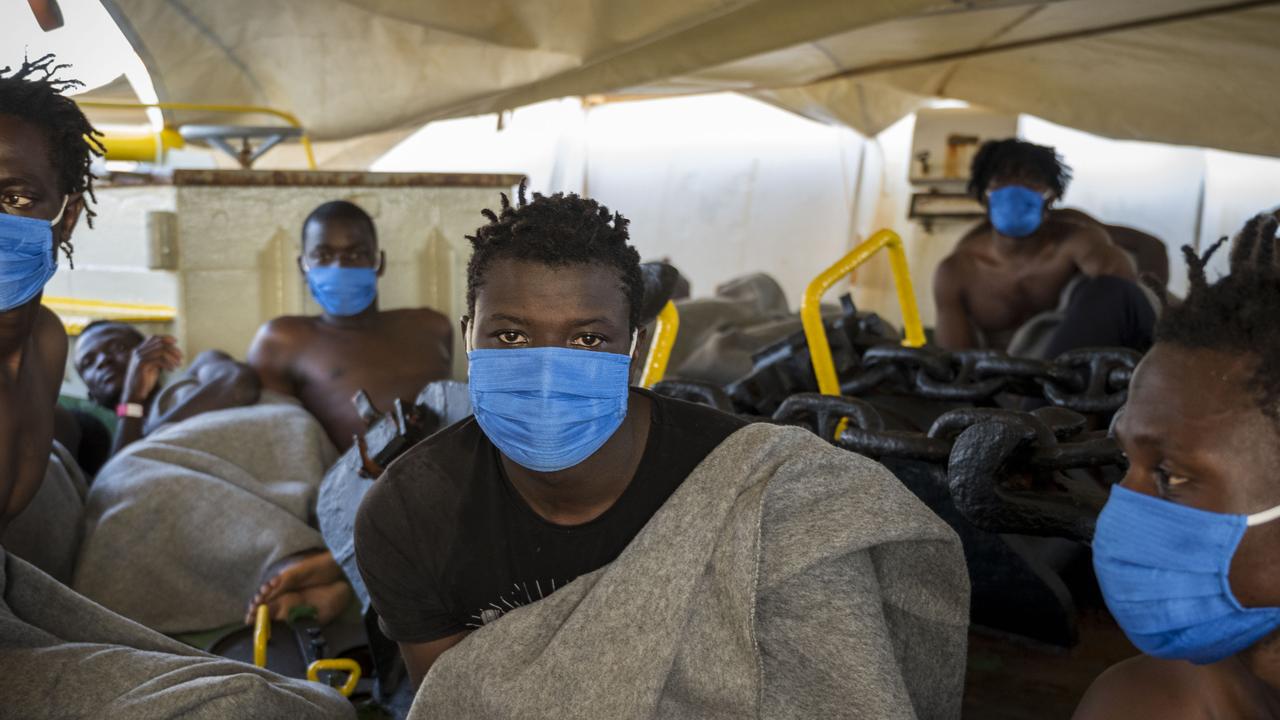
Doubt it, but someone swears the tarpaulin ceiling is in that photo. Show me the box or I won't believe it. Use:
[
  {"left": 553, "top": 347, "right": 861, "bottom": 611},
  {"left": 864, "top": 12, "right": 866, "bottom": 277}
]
[{"left": 98, "top": 0, "right": 1280, "bottom": 159}]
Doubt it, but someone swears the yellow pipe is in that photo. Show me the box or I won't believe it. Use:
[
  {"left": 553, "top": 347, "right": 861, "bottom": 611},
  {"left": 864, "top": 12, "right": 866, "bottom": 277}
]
[
  {"left": 800, "top": 229, "right": 925, "bottom": 397},
  {"left": 639, "top": 301, "right": 679, "bottom": 388},
  {"left": 77, "top": 100, "right": 317, "bottom": 169},
  {"left": 253, "top": 605, "right": 270, "bottom": 668},
  {"left": 97, "top": 127, "right": 186, "bottom": 163},
  {"left": 307, "top": 659, "right": 362, "bottom": 698}
]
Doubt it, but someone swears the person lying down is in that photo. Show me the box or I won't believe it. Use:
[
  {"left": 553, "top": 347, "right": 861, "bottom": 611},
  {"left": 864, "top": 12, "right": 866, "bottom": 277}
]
[
  {"left": 0, "top": 53, "right": 351, "bottom": 719},
  {"left": 71, "top": 360, "right": 353, "bottom": 635},
  {"left": 354, "top": 187, "right": 971, "bottom": 718}
]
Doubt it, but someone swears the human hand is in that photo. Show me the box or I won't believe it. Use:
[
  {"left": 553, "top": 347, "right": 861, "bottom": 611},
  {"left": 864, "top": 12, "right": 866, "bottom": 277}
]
[{"left": 122, "top": 335, "right": 183, "bottom": 405}]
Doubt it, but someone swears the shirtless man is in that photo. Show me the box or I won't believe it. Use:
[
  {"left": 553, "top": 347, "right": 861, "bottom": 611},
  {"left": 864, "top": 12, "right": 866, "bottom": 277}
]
[
  {"left": 1074, "top": 214, "right": 1280, "bottom": 719},
  {"left": 248, "top": 200, "right": 453, "bottom": 451},
  {"left": 933, "top": 138, "right": 1155, "bottom": 355},
  {"left": 0, "top": 54, "right": 352, "bottom": 719},
  {"left": 245, "top": 200, "right": 452, "bottom": 623}
]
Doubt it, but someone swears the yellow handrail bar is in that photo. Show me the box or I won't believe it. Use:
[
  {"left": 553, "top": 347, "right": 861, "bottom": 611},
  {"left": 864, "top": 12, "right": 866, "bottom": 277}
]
[
  {"left": 253, "top": 604, "right": 270, "bottom": 668},
  {"left": 800, "top": 229, "right": 925, "bottom": 397},
  {"left": 307, "top": 658, "right": 362, "bottom": 698},
  {"left": 77, "top": 100, "right": 317, "bottom": 169},
  {"left": 639, "top": 301, "right": 679, "bottom": 388}
]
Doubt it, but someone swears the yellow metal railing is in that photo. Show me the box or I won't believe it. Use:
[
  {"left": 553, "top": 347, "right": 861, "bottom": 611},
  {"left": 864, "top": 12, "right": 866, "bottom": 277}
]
[
  {"left": 253, "top": 605, "right": 362, "bottom": 698},
  {"left": 307, "top": 659, "right": 362, "bottom": 698},
  {"left": 42, "top": 296, "right": 177, "bottom": 336},
  {"left": 253, "top": 605, "right": 270, "bottom": 668},
  {"left": 800, "top": 229, "right": 925, "bottom": 397},
  {"left": 639, "top": 301, "right": 679, "bottom": 388},
  {"left": 77, "top": 101, "right": 317, "bottom": 169}
]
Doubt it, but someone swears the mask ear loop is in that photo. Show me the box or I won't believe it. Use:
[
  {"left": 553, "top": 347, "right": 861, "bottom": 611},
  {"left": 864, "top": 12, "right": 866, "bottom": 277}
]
[
  {"left": 1246, "top": 503, "right": 1280, "bottom": 527},
  {"left": 49, "top": 196, "right": 69, "bottom": 227}
]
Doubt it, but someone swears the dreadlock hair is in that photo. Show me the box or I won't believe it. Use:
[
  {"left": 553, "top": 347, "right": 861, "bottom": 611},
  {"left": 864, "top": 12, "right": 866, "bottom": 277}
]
[
  {"left": 0, "top": 53, "right": 105, "bottom": 264},
  {"left": 968, "top": 138, "right": 1072, "bottom": 201},
  {"left": 465, "top": 181, "right": 644, "bottom": 329},
  {"left": 1154, "top": 212, "right": 1280, "bottom": 420}
]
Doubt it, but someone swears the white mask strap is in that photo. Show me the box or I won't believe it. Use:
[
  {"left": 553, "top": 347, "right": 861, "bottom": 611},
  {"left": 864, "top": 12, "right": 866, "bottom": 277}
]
[
  {"left": 628, "top": 330, "right": 638, "bottom": 358},
  {"left": 49, "top": 196, "right": 69, "bottom": 227},
  {"left": 1246, "top": 503, "right": 1280, "bottom": 527}
]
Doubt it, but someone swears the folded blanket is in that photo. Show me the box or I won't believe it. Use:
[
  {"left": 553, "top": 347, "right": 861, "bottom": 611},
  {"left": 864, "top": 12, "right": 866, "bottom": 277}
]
[
  {"left": 1, "top": 441, "right": 87, "bottom": 585},
  {"left": 319, "top": 380, "right": 473, "bottom": 612},
  {"left": 72, "top": 393, "right": 338, "bottom": 633},
  {"left": 0, "top": 546, "right": 353, "bottom": 719},
  {"left": 413, "top": 423, "right": 970, "bottom": 719}
]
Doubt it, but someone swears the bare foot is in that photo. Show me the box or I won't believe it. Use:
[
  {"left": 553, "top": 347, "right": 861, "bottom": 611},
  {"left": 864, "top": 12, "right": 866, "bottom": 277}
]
[{"left": 245, "top": 550, "right": 350, "bottom": 625}]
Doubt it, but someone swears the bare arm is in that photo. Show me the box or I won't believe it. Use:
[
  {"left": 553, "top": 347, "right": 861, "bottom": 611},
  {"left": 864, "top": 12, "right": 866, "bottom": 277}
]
[
  {"left": 141, "top": 351, "right": 262, "bottom": 436},
  {"left": 111, "top": 334, "right": 182, "bottom": 455},
  {"left": 247, "top": 320, "right": 300, "bottom": 396},
  {"left": 400, "top": 632, "right": 470, "bottom": 692},
  {"left": 1070, "top": 223, "right": 1138, "bottom": 281},
  {"left": 0, "top": 309, "right": 65, "bottom": 527},
  {"left": 932, "top": 255, "right": 976, "bottom": 350}
]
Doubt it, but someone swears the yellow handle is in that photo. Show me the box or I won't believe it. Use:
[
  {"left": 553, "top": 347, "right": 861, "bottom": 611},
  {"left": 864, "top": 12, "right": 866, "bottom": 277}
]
[
  {"left": 307, "top": 658, "right": 362, "bottom": 698},
  {"left": 639, "top": 301, "right": 680, "bottom": 388},
  {"left": 800, "top": 229, "right": 925, "bottom": 397},
  {"left": 252, "top": 604, "right": 270, "bottom": 668},
  {"left": 77, "top": 100, "right": 317, "bottom": 169}
]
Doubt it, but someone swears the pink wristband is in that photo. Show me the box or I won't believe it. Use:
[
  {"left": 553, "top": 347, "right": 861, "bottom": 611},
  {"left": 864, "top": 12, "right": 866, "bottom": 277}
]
[{"left": 116, "top": 402, "right": 145, "bottom": 419}]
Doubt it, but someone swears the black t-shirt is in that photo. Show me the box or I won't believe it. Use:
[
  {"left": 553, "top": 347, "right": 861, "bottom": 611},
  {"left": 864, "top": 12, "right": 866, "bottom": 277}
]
[{"left": 354, "top": 388, "right": 746, "bottom": 643}]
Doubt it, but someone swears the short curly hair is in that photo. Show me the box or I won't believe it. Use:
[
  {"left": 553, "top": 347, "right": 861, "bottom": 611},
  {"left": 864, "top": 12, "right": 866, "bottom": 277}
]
[
  {"left": 0, "top": 54, "right": 105, "bottom": 264},
  {"left": 968, "top": 138, "right": 1072, "bottom": 201},
  {"left": 1155, "top": 213, "right": 1280, "bottom": 420},
  {"left": 465, "top": 181, "right": 644, "bottom": 329}
]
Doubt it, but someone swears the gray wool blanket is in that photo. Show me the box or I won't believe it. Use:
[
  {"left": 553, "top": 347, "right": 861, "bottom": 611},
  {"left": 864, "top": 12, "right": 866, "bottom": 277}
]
[
  {"left": 411, "top": 424, "right": 970, "bottom": 720},
  {"left": 0, "top": 546, "right": 353, "bottom": 720},
  {"left": 72, "top": 393, "right": 338, "bottom": 634},
  {"left": 1, "top": 441, "right": 87, "bottom": 585}
]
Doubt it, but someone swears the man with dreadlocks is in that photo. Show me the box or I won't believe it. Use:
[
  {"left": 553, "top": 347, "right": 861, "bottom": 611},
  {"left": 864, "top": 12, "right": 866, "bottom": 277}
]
[
  {"left": 934, "top": 138, "right": 1158, "bottom": 355},
  {"left": 353, "top": 184, "right": 968, "bottom": 716},
  {"left": 1074, "top": 213, "right": 1280, "bottom": 719},
  {"left": 0, "top": 55, "right": 354, "bottom": 719}
]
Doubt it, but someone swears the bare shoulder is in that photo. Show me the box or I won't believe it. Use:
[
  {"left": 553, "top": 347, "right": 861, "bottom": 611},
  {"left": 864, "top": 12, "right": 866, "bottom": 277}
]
[
  {"left": 34, "top": 306, "right": 69, "bottom": 390},
  {"left": 1052, "top": 207, "right": 1103, "bottom": 227},
  {"left": 1073, "top": 655, "right": 1213, "bottom": 720},
  {"left": 252, "top": 315, "right": 317, "bottom": 344},
  {"left": 934, "top": 250, "right": 975, "bottom": 286},
  {"left": 247, "top": 315, "right": 316, "bottom": 364}
]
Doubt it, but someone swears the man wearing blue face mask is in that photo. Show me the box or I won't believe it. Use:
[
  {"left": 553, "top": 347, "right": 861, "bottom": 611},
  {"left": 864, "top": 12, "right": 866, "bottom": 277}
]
[
  {"left": 353, "top": 185, "right": 970, "bottom": 715},
  {"left": 245, "top": 200, "right": 455, "bottom": 624},
  {"left": 249, "top": 200, "right": 454, "bottom": 452},
  {"left": 933, "top": 138, "right": 1157, "bottom": 356},
  {"left": 1074, "top": 213, "right": 1280, "bottom": 719},
  {"left": 0, "top": 54, "right": 355, "bottom": 720}
]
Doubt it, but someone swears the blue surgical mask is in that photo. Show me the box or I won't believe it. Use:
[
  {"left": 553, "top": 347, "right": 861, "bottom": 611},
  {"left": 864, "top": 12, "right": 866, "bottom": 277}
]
[
  {"left": 1093, "top": 484, "right": 1280, "bottom": 664},
  {"left": 467, "top": 342, "right": 634, "bottom": 473},
  {"left": 988, "top": 185, "right": 1046, "bottom": 238},
  {"left": 0, "top": 198, "right": 66, "bottom": 312},
  {"left": 305, "top": 265, "right": 378, "bottom": 316}
]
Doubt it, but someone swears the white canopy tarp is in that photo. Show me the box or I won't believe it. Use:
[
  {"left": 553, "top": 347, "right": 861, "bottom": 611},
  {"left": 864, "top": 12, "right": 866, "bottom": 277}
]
[{"left": 99, "top": 0, "right": 1280, "bottom": 158}]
